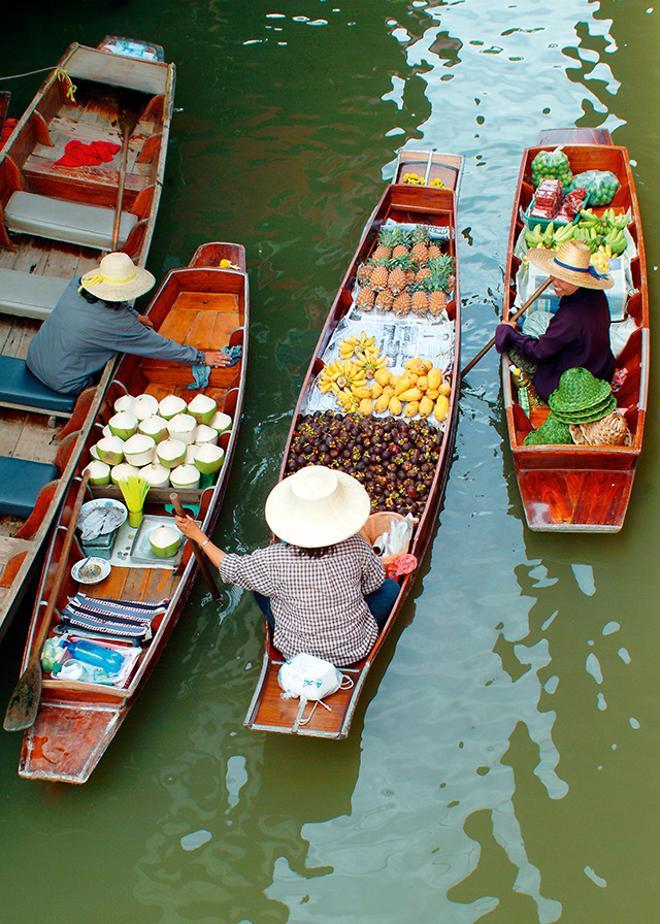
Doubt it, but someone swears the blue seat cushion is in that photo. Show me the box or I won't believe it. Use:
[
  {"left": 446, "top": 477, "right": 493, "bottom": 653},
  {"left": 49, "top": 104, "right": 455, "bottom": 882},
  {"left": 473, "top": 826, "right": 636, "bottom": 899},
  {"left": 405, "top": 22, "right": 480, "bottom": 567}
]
[
  {"left": 0, "top": 456, "right": 59, "bottom": 518},
  {"left": 0, "top": 356, "right": 75, "bottom": 414}
]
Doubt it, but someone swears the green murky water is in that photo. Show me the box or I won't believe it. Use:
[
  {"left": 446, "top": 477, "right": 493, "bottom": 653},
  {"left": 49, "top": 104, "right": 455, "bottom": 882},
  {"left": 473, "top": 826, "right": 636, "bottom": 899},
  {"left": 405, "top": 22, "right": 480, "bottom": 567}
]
[{"left": 0, "top": 2, "right": 657, "bottom": 921}]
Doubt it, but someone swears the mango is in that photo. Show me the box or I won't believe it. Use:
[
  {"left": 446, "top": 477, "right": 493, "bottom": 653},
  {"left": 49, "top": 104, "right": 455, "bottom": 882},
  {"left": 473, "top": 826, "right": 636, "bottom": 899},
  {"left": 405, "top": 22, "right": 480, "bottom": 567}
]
[
  {"left": 382, "top": 385, "right": 394, "bottom": 399},
  {"left": 419, "top": 396, "right": 434, "bottom": 418},
  {"left": 375, "top": 394, "right": 390, "bottom": 413},
  {"left": 438, "top": 382, "right": 451, "bottom": 397},
  {"left": 417, "top": 375, "right": 428, "bottom": 392},
  {"left": 404, "top": 401, "right": 420, "bottom": 418},
  {"left": 375, "top": 368, "right": 391, "bottom": 387},
  {"left": 435, "top": 395, "right": 449, "bottom": 422},
  {"left": 398, "top": 387, "right": 423, "bottom": 403},
  {"left": 394, "top": 376, "right": 413, "bottom": 396},
  {"left": 426, "top": 388, "right": 440, "bottom": 401},
  {"left": 371, "top": 382, "right": 384, "bottom": 399},
  {"left": 352, "top": 386, "right": 372, "bottom": 399},
  {"left": 427, "top": 368, "right": 442, "bottom": 391},
  {"left": 388, "top": 396, "right": 402, "bottom": 415},
  {"left": 359, "top": 398, "right": 373, "bottom": 416}
]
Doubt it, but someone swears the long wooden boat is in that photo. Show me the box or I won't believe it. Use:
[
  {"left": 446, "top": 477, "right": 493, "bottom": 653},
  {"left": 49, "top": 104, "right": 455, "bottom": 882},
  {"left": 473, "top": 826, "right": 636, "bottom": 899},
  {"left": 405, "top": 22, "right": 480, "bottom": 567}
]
[
  {"left": 17, "top": 242, "right": 249, "bottom": 783},
  {"left": 245, "top": 150, "right": 462, "bottom": 738},
  {"left": 502, "top": 128, "right": 649, "bottom": 532},
  {"left": 0, "top": 37, "right": 175, "bottom": 636}
]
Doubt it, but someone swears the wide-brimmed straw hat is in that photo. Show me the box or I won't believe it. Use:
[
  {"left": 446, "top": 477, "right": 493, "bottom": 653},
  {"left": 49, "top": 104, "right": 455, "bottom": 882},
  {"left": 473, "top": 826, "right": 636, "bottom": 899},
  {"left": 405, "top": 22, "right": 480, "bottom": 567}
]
[
  {"left": 265, "top": 465, "right": 371, "bottom": 548},
  {"left": 526, "top": 240, "right": 613, "bottom": 290},
  {"left": 548, "top": 367, "right": 616, "bottom": 424},
  {"left": 80, "top": 252, "right": 155, "bottom": 301}
]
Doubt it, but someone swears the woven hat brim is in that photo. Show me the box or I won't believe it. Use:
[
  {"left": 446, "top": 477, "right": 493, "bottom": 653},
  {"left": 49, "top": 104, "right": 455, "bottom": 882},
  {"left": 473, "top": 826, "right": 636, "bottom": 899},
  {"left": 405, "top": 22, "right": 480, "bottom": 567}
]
[
  {"left": 549, "top": 382, "right": 613, "bottom": 414},
  {"left": 526, "top": 248, "right": 614, "bottom": 290},
  {"left": 551, "top": 396, "right": 617, "bottom": 424},
  {"left": 81, "top": 267, "right": 156, "bottom": 301}
]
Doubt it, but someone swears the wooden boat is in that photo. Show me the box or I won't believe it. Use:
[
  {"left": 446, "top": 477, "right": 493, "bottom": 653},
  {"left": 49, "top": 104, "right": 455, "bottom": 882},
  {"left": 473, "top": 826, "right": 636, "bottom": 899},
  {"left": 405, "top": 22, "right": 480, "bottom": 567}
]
[
  {"left": 17, "top": 243, "right": 249, "bottom": 783},
  {"left": 244, "top": 150, "right": 463, "bottom": 738},
  {"left": 0, "top": 38, "right": 175, "bottom": 637},
  {"left": 501, "top": 128, "right": 649, "bottom": 532}
]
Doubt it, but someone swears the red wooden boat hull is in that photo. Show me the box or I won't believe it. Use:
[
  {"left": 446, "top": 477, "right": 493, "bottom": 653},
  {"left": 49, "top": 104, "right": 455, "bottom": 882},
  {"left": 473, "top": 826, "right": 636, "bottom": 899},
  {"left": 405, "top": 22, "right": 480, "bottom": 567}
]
[{"left": 502, "top": 130, "right": 649, "bottom": 532}]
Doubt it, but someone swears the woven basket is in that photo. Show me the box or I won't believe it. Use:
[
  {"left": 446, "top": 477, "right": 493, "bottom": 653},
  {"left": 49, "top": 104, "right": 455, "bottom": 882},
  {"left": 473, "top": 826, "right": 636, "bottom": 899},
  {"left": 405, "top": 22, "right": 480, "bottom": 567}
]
[
  {"left": 358, "top": 512, "right": 412, "bottom": 565},
  {"left": 569, "top": 411, "right": 632, "bottom": 447}
]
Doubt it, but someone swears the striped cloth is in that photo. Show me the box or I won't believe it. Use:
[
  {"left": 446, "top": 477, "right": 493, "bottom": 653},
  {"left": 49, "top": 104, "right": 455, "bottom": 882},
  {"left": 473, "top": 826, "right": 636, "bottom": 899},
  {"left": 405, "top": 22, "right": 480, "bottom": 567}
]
[{"left": 58, "top": 594, "right": 169, "bottom": 641}]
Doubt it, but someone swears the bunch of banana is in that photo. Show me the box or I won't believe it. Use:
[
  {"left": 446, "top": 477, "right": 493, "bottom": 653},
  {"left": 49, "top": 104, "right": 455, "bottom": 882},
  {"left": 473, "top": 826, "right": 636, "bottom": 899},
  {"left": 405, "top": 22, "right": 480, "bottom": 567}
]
[
  {"left": 573, "top": 225, "right": 601, "bottom": 253},
  {"left": 602, "top": 208, "right": 628, "bottom": 230},
  {"left": 591, "top": 244, "right": 611, "bottom": 274},
  {"left": 353, "top": 344, "right": 390, "bottom": 380},
  {"left": 524, "top": 224, "right": 553, "bottom": 249},
  {"left": 603, "top": 227, "right": 626, "bottom": 255},
  {"left": 552, "top": 224, "right": 575, "bottom": 246},
  {"left": 336, "top": 389, "right": 361, "bottom": 413},
  {"left": 338, "top": 331, "right": 376, "bottom": 359},
  {"left": 317, "top": 359, "right": 366, "bottom": 395}
]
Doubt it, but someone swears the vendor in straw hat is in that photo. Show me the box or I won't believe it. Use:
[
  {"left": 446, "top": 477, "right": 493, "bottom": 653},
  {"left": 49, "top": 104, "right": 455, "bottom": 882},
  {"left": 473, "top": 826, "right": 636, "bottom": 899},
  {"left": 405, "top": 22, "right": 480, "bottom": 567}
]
[
  {"left": 495, "top": 240, "right": 615, "bottom": 402},
  {"left": 27, "top": 252, "right": 231, "bottom": 395},
  {"left": 176, "top": 465, "right": 400, "bottom": 666}
]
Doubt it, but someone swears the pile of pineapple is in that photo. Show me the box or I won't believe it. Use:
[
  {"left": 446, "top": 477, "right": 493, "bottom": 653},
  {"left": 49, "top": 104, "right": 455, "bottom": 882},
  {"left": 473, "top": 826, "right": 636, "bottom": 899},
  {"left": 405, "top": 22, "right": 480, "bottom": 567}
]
[{"left": 355, "top": 225, "right": 454, "bottom": 318}]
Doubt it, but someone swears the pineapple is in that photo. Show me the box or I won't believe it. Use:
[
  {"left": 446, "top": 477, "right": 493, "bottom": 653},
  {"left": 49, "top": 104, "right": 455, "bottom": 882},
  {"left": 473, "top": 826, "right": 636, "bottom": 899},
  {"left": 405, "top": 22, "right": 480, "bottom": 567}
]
[
  {"left": 387, "top": 254, "right": 413, "bottom": 295},
  {"left": 392, "top": 291, "right": 412, "bottom": 315},
  {"left": 357, "top": 263, "right": 374, "bottom": 287},
  {"left": 428, "top": 289, "right": 447, "bottom": 316},
  {"left": 356, "top": 287, "right": 376, "bottom": 311},
  {"left": 391, "top": 227, "right": 411, "bottom": 260},
  {"left": 372, "top": 228, "right": 397, "bottom": 262},
  {"left": 411, "top": 287, "right": 429, "bottom": 316},
  {"left": 427, "top": 255, "right": 454, "bottom": 293},
  {"left": 410, "top": 241, "right": 429, "bottom": 265},
  {"left": 428, "top": 243, "right": 443, "bottom": 260},
  {"left": 410, "top": 224, "right": 430, "bottom": 246},
  {"left": 370, "top": 261, "right": 389, "bottom": 291},
  {"left": 415, "top": 266, "right": 431, "bottom": 284},
  {"left": 405, "top": 267, "right": 417, "bottom": 285},
  {"left": 375, "top": 289, "right": 394, "bottom": 311}
]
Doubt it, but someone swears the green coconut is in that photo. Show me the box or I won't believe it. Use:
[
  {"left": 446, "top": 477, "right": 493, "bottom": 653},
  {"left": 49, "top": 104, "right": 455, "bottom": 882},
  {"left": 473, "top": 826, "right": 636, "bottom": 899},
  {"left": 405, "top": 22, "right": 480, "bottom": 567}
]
[
  {"left": 195, "top": 424, "right": 219, "bottom": 446},
  {"left": 156, "top": 438, "right": 187, "bottom": 469},
  {"left": 110, "top": 462, "right": 140, "bottom": 485},
  {"left": 83, "top": 460, "right": 111, "bottom": 486},
  {"left": 96, "top": 435, "right": 125, "bottom": 466},
  {"left": 167, "top": 413, "right": 197, "bottom": 445},
  {"left": 123, "top": 433, "right": 156, "bottom": 467},
  {"left": 108, "top": 411, "right": 138, "bottom": 441},
  {"left": 194, "top": 443, "right": 225, "bottom": 475},
  {"left": 140, "top": 462, "right": 170, "bottom": 488},
  {"left": 188, "top": 393, "right": 217, "bottom": 425},
  {"left": 210, "top": 411, "right": 232, "bottom": 435},
  {"left": 89, "top": 444, "right": 100, "bottom": 461},
  {"left": 158, "top": 394, "right": 188, "bottom": 420},
  {"left": 138, "top": 415, "right": 169, "bottom": 444},
  {"left": 113, "top": 394, "right": 136, "bottom": 415},
  {"left": 149, "top": 524, "right": 182, "bottom": 559},
  {"left": 169, "top": 464, "right": 201, "bottom": 490},
  {"left": 185, "top": 445, "right": 198, "bottom": 465}
]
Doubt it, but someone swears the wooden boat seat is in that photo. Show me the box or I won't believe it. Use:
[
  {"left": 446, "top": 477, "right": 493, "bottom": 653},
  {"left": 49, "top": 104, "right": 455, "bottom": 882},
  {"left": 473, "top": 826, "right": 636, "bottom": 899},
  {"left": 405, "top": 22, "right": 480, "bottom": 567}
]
[
  {"left": 4, "top": 191, "right": 137, "bottom": 250},
  {"left": 0, "top": 456, "right": 58, "bottom": 517},
  {"left": 0, "top": 268, "right": 69, "bottom": 320},
  {"left": 0, "top": 356, "right": 76, "bottom": 416}
]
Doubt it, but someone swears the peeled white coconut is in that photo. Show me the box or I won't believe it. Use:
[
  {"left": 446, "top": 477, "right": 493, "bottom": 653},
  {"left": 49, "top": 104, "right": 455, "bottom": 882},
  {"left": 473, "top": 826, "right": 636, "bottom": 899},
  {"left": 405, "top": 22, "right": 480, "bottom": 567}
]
[
  {"left": 194, "top": 443, "right": 225, "bottom": 475},
  {"left": 169, "top": 464, "right": 201, "bottom": 490},
  {"left": 188, "top": 393, "right": 217, "bottom": 425},
  {"left": 138, "top": 415, "right": 169, "bottom": 444},
  {"left": 102, "top": 424, "right": 113, "bottom": 440},
  {"left": 167, "top": 413, "right": 197, "bottom": 445},
  {"left": 195, "top": 424, "right": 218, "bottom": 447},
  {"left": 210, "top": 411, "right": 232, "bottom": 435},
  {"left": 149, "top": 524, "right": 182, "bottom": 559},
  {"left": 156, "top": 438, "right": 187, "bottom": 470},
  {"left": 108, "top": 411, "right": 138, "bottom": 441},
  {"left": 185, "top": 445, "right": 198, "bottom": 465},
  {"left": 141, "top": 462, "right": 170, "bottom": 489},
  {"left": 158, "top": 394, "right": 188, "bottom": 420},
  {"left": 83, "top": 460, "right": 111, "bottom": 485},
  {"left": 123, "top": 433, "right": 156, "bottom": 467},
  {"left": 110, "top": 462, "right": 140, "bottom": 485},
  {"left": 113, "top": 394, "right": 135, "bottom": 415},
  {"left": 132, "top": 393, "right": 159, "bottom": 421},
  {"left": 89, "top": 444, "right": 100, "bottom": 461},
  {"left": 96, "top": 435, "right": 125, "bottom": 466}
]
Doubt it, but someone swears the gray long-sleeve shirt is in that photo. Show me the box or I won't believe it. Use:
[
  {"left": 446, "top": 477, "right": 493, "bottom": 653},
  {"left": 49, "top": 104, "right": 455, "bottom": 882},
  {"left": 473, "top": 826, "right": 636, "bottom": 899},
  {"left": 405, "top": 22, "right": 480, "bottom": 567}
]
[{"left": 27, "top": 277, "right": 204, "bottom": 394}]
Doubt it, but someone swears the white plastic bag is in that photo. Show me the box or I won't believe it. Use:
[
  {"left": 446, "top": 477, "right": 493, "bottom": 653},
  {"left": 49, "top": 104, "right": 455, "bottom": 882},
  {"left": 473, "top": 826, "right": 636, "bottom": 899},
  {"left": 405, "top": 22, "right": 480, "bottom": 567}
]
[{"left": 278, "top": 652, "right": 343, "bottom": 701}]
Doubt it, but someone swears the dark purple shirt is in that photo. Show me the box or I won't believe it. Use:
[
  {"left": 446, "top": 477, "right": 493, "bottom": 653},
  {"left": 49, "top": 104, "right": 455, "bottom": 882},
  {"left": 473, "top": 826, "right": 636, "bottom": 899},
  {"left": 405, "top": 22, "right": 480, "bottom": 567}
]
[{"left": 495, "top": 287, "right": 615, "bottom": 401}]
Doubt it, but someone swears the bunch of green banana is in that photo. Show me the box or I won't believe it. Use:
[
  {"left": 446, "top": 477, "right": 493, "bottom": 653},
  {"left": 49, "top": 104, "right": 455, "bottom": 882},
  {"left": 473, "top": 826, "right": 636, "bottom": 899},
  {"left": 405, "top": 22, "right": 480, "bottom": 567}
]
[
  {"left": 552, "top": 224, "right": 575, "bottom": 246},
  {"left": 573, "top": 225, "right": 601, "bottom": 253},
  {"left": 524, "top": 224, "right": 547, "bottom": 248},
  {"left": 604, "top": 227, "right": 627, "bottom": 255}
]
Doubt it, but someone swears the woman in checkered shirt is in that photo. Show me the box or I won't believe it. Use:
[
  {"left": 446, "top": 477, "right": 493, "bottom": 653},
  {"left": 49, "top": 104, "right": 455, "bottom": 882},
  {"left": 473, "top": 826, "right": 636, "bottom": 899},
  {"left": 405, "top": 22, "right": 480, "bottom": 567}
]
[{"left": 176, "top": 466, "right": 399, "bottom": 666}]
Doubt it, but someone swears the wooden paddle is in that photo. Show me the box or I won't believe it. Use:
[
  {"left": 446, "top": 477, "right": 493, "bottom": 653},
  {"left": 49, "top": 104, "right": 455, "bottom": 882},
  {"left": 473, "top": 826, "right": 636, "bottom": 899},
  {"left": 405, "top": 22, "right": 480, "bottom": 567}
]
[
  {"left": 4, "top": 471, "right": 90, "bottom": 732},
  {"left": 111, "top": 104, "right": 140, "bottom": 251},
  {"left": 460, "top": 278, "right": 553, "bottom": 380},
  {"left": 169, "top": 493, "right": 221, "bottom": 600}
]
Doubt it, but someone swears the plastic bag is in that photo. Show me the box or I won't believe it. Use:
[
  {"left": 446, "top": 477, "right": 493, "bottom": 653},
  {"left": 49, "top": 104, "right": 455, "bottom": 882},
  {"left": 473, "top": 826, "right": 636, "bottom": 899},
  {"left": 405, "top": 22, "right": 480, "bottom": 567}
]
[
  {"left": 570, "top": 170, "right": 620, "bottom": 206},
  {"left": 531, "top": 147, "right": 573, "bottom": 191},
  {"left": 278, "top": 653, "right": 343, "bottom": 701}
]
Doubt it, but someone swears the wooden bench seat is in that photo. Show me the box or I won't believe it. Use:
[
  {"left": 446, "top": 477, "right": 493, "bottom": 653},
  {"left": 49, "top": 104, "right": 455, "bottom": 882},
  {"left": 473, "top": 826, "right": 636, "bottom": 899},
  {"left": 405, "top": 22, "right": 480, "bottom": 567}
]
[
  {"left": 0, "top": 355, "right": 76, "bottom": 416},
  {"left": 5, "top": 191, "right": 137, "bottom": 250},
  {"left": 0, "top": 268, "right": 69, "bottom": 320}
]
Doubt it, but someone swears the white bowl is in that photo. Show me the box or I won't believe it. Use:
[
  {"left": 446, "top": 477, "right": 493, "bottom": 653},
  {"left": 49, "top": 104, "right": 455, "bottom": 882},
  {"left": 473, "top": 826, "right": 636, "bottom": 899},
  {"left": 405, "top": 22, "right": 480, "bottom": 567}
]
[{"left": 71, "top": 557, "right": 111, "bottom": 585}]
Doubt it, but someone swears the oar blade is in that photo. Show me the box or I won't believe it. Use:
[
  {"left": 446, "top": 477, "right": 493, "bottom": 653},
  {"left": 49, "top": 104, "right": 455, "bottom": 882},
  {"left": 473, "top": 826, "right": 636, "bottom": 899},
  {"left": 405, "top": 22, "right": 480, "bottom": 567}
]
[{"left": 3, "top": 661, "right": 42, "bottom": 732}]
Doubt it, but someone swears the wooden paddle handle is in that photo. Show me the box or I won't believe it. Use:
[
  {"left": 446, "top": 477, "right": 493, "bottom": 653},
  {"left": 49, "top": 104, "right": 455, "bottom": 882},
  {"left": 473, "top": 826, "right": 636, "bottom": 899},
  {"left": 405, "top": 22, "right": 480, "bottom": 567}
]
[
  {"left": 111, "top": 124, "right": 130, "bottom": 251},
  {"left": 460, "top": 278, "right": 553, "bottom": 380},
  {"left": 31, "top": 471, "right": 91, "bottom": 662},
  {"left": 169, "top": 493, "right": 221, "bottom": 600}
]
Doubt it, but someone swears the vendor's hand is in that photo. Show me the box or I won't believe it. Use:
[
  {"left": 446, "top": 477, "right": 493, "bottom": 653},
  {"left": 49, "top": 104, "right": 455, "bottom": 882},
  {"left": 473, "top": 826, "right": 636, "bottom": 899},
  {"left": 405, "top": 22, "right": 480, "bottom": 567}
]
[
  {"left": 175, "top": 514, "right": 206, "bottom": 544},
  {"left": 204, "top": 350, "right": 231, "bottom": 367},
  {"left": 137, "top": 314, "right": 154, "bottom": 328}
]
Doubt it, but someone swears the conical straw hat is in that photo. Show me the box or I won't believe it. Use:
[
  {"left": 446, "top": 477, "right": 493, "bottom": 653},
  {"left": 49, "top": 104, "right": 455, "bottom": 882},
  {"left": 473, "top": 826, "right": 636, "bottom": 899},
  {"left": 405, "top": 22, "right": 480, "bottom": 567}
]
[
  {"left": 80, "top": 252, "right": 155, "bottom": 301},
  {"left": 526, "top": 240, "right": 613, "bottom": 290},
  {"left": 265, "top": 465, "right": 371, "bottom": 548}
]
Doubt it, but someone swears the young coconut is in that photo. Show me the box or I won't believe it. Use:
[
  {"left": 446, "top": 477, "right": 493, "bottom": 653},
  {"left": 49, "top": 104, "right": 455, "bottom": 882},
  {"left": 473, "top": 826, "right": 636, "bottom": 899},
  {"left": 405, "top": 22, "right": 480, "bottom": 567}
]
[
  {"left": 132, "top": 393, "right": 160, "bottom": 421},
  {"left": 169, "top": 464, "right": 201, "bottom": 490},
  {"left": 108, "top": 411, "right": 138, "bottom": 441},
  {"left": 96, "top": 435, "right": 125, "bottom": 466},
  {"left": 210, "top": 411, "right": 232, "bottom": 435},
  {"left": 83, "top": 460, "right": 111, "bottom": 486},
  {"left": 194, "top": 424, "right": 218, "bottom": 447},
  {"left": 156, "top": 438, "right": 187, "bottom": 470},
  {"left": 194, "top": 443, "right": 225, "bottom": 475},
  {"left": 123, "top": 433, "right": 157, "bottom": 468},
  {"left": 138, "top": 415, "right": 169, "bottom": 444},
  {"left": 158, "top": 394, "right": 188, "bottom": 421},
  {"left": 167, "top": 413, "right": 197, "bottom": 445},
  {"left": 187, "top": 393, "right": 217, "bottom": 425},
  {"left": 102, "top": 424, "right": 113, "bottom": 439},
  {"left": 110, "top": 462, "right": 140, "bottom": 485},
  {"left": 149, "top": 524, "right": 183, "bottom": 559},
  {"left": 185, "top": 445, "right": 198, "bottom": 465},
  {"left": 113, "top": 394, "right": 136, "bottom": 415},
  {"left": 89, "top": 444, "right": 100, "bottom": 461},
  {"left": 140, "top": 462, "right": 171, "bottom": 489}
]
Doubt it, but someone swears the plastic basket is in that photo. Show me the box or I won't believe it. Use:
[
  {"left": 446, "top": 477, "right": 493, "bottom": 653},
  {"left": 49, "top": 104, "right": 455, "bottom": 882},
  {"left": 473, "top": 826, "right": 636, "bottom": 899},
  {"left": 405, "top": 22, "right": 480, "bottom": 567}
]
[{"left": 522, "top": 191, "right": 590, "bottom": 231}]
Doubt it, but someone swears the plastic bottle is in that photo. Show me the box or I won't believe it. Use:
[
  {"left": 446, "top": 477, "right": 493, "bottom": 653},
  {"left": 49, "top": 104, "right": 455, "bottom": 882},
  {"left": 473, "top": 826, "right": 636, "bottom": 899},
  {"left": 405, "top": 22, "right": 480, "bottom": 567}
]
[{"left": 64, "top": 639, "right": 124, "bottom": 675}]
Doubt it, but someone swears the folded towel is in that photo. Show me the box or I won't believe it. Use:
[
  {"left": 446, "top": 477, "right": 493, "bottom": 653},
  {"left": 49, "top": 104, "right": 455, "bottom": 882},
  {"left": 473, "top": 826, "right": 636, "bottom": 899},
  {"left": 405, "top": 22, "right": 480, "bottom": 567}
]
[{"left": 55, "top": 140, "right": 120, "bottom": 167}]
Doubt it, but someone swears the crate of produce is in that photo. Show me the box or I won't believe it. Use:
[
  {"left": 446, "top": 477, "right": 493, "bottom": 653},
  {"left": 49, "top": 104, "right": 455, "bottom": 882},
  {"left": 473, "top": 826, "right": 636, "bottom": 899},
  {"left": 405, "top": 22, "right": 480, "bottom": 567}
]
[{"left": 523, "top": 185, "right": 589, "bottom": 231}]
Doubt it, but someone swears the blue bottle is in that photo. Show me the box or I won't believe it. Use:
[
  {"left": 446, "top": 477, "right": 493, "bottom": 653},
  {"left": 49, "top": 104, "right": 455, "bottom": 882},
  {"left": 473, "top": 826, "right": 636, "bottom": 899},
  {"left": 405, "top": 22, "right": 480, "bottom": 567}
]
[{"left": 65, "top": 639, "right": 124, "bottom": 675}]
